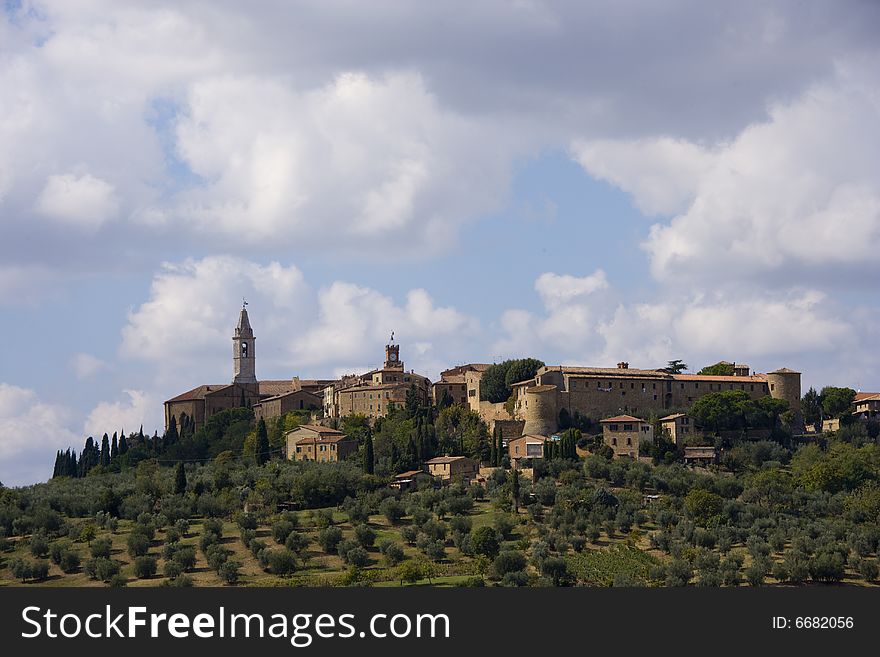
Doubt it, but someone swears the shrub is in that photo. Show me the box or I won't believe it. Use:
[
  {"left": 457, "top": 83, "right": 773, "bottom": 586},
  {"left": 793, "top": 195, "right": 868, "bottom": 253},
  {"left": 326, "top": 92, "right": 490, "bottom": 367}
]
[
  {"left": 380, "top": 498, "right": 405, "bottom": 524},
  {"left": 284, "top": 531, "right": 310, "bottom": 554},
  {"left": 49, "top": 540, "right": 70, "bottom": 564},
  {"left": 354, "top": 524, "right": 376, "bottom": 548},
  {"left": 337, "top": 538, "right": 359, "bottom": 562},
  {"left": 318, "top": 526, "right": 343, "bottom": 553},
  {"left": 59, "top": 550, "right": 81, "bottom": 574},
  {"left": 266, "top": 549, "right": 297, "bottom": 576},
  {"left": 219, "top": 559, "right": 242, "bottom": 585},
  {"left": 163, "top": 560, "right": 183, "bottom": 579},
  {"left": 470, "top": 526, "right": 500, "bottom": 559},
  {"left": 133, "top": 556, "right": 158, "bottom": 579},
  {"left": 382, "top": 543, "right": 405, "bottom": 566},
  {"left": 492, "top": 550, "right": 527, "bottom": 580},
  {"left": 345, "top": 546, "right": 370, "bottom": 568},
  {"left": 206, "top": 544, "right": 230, "bottom": 572},
  {"left": 126, "top": 533, "right": 150, "bottom": 559},
  {"left": 401, "top": 526, "right": 418, "bottom": 545},
  {"left": 172, "top": 545, "right": 197, "bottom": 572},
  {"left": 29, "top": 535, "right": 49, "bottom": 558},
  {"left": 90, "top": 537, "right": 112, "bottom": 559},
  {"left": 272, "top": 520, "right": 295, "bottom": 545}
]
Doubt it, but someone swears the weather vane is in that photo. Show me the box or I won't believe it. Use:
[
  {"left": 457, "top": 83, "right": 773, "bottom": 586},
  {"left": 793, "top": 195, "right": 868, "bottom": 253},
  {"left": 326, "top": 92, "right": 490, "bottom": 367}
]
[
  {"left": 390, "top": 330, "right": 395, "bottom": 342},
  {"left": 242, "top": 297, "right": 248, "bottom": 308}
]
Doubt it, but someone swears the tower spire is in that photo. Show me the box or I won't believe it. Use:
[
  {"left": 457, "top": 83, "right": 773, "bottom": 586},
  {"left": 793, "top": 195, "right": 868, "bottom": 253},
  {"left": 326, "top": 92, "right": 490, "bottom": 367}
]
[{"left": 233, "top": 303, "right": 256, "bottom": 383}]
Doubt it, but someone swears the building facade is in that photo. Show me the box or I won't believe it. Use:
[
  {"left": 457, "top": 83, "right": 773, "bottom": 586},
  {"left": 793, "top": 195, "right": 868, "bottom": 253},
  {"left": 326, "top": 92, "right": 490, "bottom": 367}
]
[
  {"left": 600, "top": 415, "right": 654, "bottom": 459},
  {"left": 424, "top": 455, "right": 480, "bottom": 483},
  {"left": 285, "top": 425, "right": 357, "bottom": 462}
]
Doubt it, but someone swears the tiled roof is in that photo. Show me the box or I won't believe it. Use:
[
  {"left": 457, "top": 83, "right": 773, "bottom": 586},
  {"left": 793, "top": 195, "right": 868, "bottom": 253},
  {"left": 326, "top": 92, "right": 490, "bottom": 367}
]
[
  {"left": 435, "top": 374, "right": 467, "bottom": 385},
  {"left": 600, "top": 415, "right": 647, "bottom": 423},
  {"left": 659, "top": 413, "right": 687, "bottom": 421},
  {"left": 165, "top": 384, "right": 228, "bottom": 403},
  {"left": 854, "top": 392, "right": 880, "bottom": 402},
  {"left": 673, "top": 374, "right": 768, "bottom": 383},
  {"left": 296, "top": 424, "right": 344, "bottom": 434},
  {"left": 425, "top": 455, "right": 472, "bottom": 464}
]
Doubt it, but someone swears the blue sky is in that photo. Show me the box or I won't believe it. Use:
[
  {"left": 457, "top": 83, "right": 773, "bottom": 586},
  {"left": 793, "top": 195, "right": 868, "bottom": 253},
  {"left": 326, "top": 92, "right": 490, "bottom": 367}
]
[{"left": 1, "top": 1, "right": 879, "bottom": 486}]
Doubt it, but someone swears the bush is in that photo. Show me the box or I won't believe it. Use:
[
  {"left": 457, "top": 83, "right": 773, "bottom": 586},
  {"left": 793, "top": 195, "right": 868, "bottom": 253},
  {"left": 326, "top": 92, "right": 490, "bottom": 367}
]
[
  {"left": 272, "top": 520, "right": 296, "bottom": 545},
  {"left": 354, "top": 524, "right": 376, "bottom": 548},
  {"left": 345, "top": 546, "right": 370, "bottom": 568},
  {"left": 126, "top": 533, "right": 150, "bottom": 559},
  {"left": 49, "top": 540, "right": 70, "bottom": 565},
  {"left": 133, "top": 556, "right": 158, "bottom": 579},
  {"left": 337, "top": 538, "right": 359, "bottom": 562},
  {"left": 90, "top": 537, "right": 112, "bottom": 559},
  {"left": 163, "top": 560, "right": 183, "bottom": 579},
  {"left": 219, "top": 559, "right": 242, "bottom": 585},
  {"left": 492, "top": 550, "right": 527, "bottom": 580},
  {"left": 172, "top": 545, "right": 197, "bottom": 572},
  {"left": 86, "top": 557, "right": 120, "bottom": 582},
  {"left": 284, "top": 531, "right": 310, "bottom": 554},
  {"left": 401, "top": 526, "right": 418, "bottom": 545},
  {"left": 266, "top": 549, "right": 297, "bottom": 576},
  {"left": 382, "top": 543, "right": 405, "bottom": 566},
  {"left": 59, "top": 550, "right": 81, "bottom": 574},
  {"left": 318, "top": 526, "right": 343, "bottom": 553},
  {"left": 470, "top": 526, "right": 500, "bottom": 559},
  {"left": 28, "top": 535, "right": 49, "bottom": 559},
  {"left": 206, "top": 544, "right": 230, "bottom": 572},
  {"left": 380, "top": 498, "right": 405, "bottom": 524}
]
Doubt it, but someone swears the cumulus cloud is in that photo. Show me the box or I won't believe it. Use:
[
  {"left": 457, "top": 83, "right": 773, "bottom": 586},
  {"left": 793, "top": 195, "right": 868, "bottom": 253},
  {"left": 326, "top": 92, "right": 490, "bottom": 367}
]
[
  {"left": 35, "top": 173, "right": 119, "bottom": 229},
  {"left": 572, "top": 61, "right": 880, "bottom": 286},
  {"left": 0, "top": 383, "right": 80, "bottom": 487},
  {"left": 84, "top": 389, "right": 159, "bottom": 439},
  {"left": 70, "top": 353, "right": 109, "bottom": 379},
  {"left": 163, "top": 71, "right": 514, "bottom": 251}
]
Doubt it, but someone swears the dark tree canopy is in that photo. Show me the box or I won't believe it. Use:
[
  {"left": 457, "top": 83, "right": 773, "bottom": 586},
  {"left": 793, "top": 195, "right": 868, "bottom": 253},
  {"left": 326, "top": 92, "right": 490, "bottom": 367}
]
[
  {"left": 661, "top": 360, "right": 688, "bottom": 374},
  {"left": 820, "top": 386, "right": 857, "bottom": 419},
  {"left": 480, "top": 358, "right": 545, "bottom": 404},
  {"left": 697, "top": 362, "right": 734, "bottom": 376}
]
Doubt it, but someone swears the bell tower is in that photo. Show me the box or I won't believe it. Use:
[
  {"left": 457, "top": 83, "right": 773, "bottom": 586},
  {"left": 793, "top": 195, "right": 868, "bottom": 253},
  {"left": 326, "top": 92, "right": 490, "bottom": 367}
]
[
  {"left": 384, "top": 331, "right": 403, "bottom": 370},
  {"left": 233, "top": 301, "right": 256, "bottom": 384}
]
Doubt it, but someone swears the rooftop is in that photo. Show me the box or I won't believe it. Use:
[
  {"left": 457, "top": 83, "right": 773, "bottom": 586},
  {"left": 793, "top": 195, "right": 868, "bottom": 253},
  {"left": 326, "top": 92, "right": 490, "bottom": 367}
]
[
  {"left": 425, "top": 455, "right": 472, "bottom": 464},
  {"left": 600, "top": 415, "right": 648, "bottom": 424},
  {"left": 659, "top": 413, "right": 687, "bottom": 421}
]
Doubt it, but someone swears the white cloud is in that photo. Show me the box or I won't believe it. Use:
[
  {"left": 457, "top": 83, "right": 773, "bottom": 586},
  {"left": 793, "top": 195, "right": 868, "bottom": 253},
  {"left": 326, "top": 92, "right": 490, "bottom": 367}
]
[
  {"left": 120, "top": 256, "right": 311, "bottom": 385},
  {"left": 293, "top": 282, "right": 478, "bottom": 374},
  {"left": 84, "top": 389, "right": 159, "bottom": 439},
  {"left": 535, "top": 270, "right": 608, "bottom": 310},
  {"left": 572, "top": 61, "right": 880, "bottom": 285},
  {"left": 70, "top": 353, "right": 109, "bottom": 379},
  {"left": 165, "top": 71, "right": 514, "bottom": 251},
  {"left": 35, "top": 172, "right": 119, "bottom": 229},
  {"left": 0, "top": 383, "right": 80, "bottom": 487}
]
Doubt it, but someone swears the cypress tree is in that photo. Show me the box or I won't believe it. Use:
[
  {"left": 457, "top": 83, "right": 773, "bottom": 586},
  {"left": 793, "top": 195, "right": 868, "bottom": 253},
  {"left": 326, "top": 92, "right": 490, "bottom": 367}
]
[
  {"left": 511, "top": 469, "right": 520, "bottom": 512},
  {"left": 52, "top": 451, "right": 61, "bottom": 478},
  {"left": 363, "top": 435, "right": 374, "bottom": 475},
  {"left": 255, "top": 417, "right": 270, "bottom": 465},
  {"left": 174, "top": 462, "right": 187, "bottom": 495},
  {"left": 100, "top": 434, "right": 110, "bottom": 467},
  {"left": 119, "top": 434, "right": 128, "bottom": 456},
  {"left": 164, "top": 416, "right": 179, "bottom": 449},
  {"left": 490, "top": 428, "right": 497, "bottom": 466},
  {"left": 111, "top": 433, "right": 119, "bottom": 461}
]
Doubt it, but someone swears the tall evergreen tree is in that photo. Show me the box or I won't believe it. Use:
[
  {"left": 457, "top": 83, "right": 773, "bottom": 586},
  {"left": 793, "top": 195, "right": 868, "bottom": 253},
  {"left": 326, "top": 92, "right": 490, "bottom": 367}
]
[
  {"left": 174, "top": 462, "right": 187, "bottom": 495},
  {"left": 511, "top": 469, "right": 521, "bottom": 512},
  {"left": 100, "top": 434, "right": 110, "bottom": 467},
  {"left": 255, "top": 417, "right": 270, "bottom": 465},
  {"left": 119, "top": 434, "right": 129, "bottom": 456},
  {"left": 164, "top": 415, "right": 179, "bottom": 449},
  {"left": 363, "top": 435, "right": 375, "bottom": 475},
  {"left": 110, "top": 433, "right": 119, "bottom": 461},
  {"left": 405, "top": 384, "right": 419, "bottom": 418}
]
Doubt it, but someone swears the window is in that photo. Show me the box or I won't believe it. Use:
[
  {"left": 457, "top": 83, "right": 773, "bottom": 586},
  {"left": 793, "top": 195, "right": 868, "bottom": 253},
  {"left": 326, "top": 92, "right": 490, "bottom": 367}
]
[
  {"left": 296, "top": 446, "right": 301, "bottom": 453},
  {"left": 681, "top": 383, "right": 685, "bottom": 389},
  {"left": 320, "top": 445, "right": 326, "bottom": 452},
  {"left": 631, "top": 382, "right": 634, "bottom": 389},
  {"left": 626, "top": 437, "right": 632, "bottom": 446},
  {"left": 653, "top": 395, "right": 657, "bottom": 400},
  {"left": 624, "top": 424, "right": 633, "bottom": 431},
  {"left": 771, "top": 384, "right": 775, "bottom": 391},
  {"left": 610, "top": 424, "right": 618, "bottom": 432},
  {"left": 622, "top": 391, "right": 626, "bottom": 396},
  {"left": 612, "top": 437, "right": 617, "bottom": 446}
]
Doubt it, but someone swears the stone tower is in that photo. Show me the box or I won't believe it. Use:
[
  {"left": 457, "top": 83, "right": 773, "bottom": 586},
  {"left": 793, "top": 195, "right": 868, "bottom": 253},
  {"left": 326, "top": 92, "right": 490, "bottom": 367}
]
[
  {"left": 521, "top": 385, "right": 559, "bottom": 435},
  {"left": 384, "top": 332, "right": 403, "bottom": 370},
  {"left": 233, "top": 304, "right": 256, "bottom": 384},
  {"left": 767, "top": 367, "right": 802, "bottom": 431}
]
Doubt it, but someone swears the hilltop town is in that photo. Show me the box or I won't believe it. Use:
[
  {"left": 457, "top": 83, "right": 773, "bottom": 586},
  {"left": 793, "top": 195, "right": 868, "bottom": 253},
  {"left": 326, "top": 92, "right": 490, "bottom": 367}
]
[{"left": 4, "top": 304, "right": 877, "bottom": 589}]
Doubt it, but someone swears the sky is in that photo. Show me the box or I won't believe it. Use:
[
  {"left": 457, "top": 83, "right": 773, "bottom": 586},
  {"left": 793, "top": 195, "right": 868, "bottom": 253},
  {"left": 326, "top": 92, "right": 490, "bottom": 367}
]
[{"left": 1, "top": 1, "right": 879, "bottom": 486}]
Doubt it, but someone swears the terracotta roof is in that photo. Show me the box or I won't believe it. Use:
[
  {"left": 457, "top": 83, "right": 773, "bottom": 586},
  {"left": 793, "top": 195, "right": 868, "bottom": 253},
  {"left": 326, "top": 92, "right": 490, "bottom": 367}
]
[
  {"left": 659, "top": 413, "right": 687, "bottom": 421},
  {"left": 600, "top": 415, "right": 648, "bottom": 423},
  {"left": 425, "top": 455, "right": 473, "bottom": 464},
  {"left": 165, "top": 384, "right": 228, "bottom": 403},
  {"left": 258, "top": 380, "right": 299, "bottom": 396},
  {"left": 340, "top": 382, "right": 407, "bottom": 392},
  {"left": 509, "top": 434, "right": 548, "bottom": 445},
  {"left": 290, "top": 433, "right": 353, "bottom": 444},
  {"left": 684, "top": 447, "right": 717, "bottom": 456},
  {"left": 768, "top": 367, "right": 800, "bottom": 374},
  {"left": 854, "top": 392, "right": 880, "bottom": 402},
  {"left": 672, "top": 374, "right": 768, "bottom": 383},
  {"left": 295, "top": 424, "right": 344, "bottom": 434},
  {"left": 526, "top": 384, "right": 557, "bottom": 393},
  {"left": 260, "top": 389, "right": 322, "bottom": 403},
  {"left": 435, "top": 374, "right": 467, "bottom": 385},
  {"left": 395, "top": 470, "right": 426, "bottom": 479},
  {"left": 511, "top": 379, "right": 537, "bottom": 387},
  {"left": 440, "top": 363, "right": 492, "bottom": 376},
  {"left": 544, "top": 365, "right": 669, "bottom": 378}
]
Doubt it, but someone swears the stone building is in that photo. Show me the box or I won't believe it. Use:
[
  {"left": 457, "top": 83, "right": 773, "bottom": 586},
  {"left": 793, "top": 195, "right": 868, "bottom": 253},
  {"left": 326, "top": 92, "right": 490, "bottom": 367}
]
[
  {"left": 600, "top": 415, "right": 654, "bottom": 459},
  {"left": 164, "top": 306, "right": 331, "bottom": 432},
  {"left": 659, "top": 413, "right": 701, "bottom": 445},
  {"left": 508, "top": 434, "right": 547, "bottom": 469},
  {"left": 432, "top": 363, "right": 491, "bottom": 408},
  {"left": 324, "top": 338, "right": 431, "bottom": 420},
  {"left": 424, "top": 455, "right": 480, "bottom": 483},
  {"left": 285, "top": 425, "right": 357, "bottom": 462},
  {"left": 508, "top": 362, "right": 802, "bottom": 437}
]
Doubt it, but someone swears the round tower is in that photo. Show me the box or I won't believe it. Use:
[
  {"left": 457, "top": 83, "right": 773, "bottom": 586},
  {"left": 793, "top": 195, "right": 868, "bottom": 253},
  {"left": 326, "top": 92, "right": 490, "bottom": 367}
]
[
  {"left": 766, "top": 367, "right": 802, "bottom": 430},
  {"left": 522, "top": 384, "right": 558, "bottom": 436}
]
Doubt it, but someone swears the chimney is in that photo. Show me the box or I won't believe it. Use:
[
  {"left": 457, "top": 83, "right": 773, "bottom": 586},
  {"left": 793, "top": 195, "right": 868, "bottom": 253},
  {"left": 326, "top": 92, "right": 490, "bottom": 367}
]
[{"left": 617, "top": 362, "right": 629, "bottom": 369}]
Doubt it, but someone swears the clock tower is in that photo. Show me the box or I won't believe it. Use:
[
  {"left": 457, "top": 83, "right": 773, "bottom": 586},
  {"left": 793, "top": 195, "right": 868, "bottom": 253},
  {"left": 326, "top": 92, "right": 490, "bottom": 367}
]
[
  {"left": 233, "top": 302, "right": 257, "bottom": 384},
  {"left": 384, "top": 332, "right": 403, "bottom": 370}
]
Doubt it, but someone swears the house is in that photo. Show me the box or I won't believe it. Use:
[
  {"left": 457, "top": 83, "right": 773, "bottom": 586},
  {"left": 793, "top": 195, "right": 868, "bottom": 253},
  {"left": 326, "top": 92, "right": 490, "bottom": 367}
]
[
  {"left": 285, "top": 424, "right": 357, "bottom": 463},
  {"left": 683, "top": 446, "right": 718, "bottom": 466},
  {"left": 599, "top": 415, "right": 654, "bottom": 459},
  {"left": 390, "top": 470, "right": 432, "bottom": 492},
  {"left": 508, "top": 434, "right": 547, "bottom": 468},
  {"left": 659, "top": 413, "right": 701, "bottom": 444},
  {"left": 424, "top": 455, "right": 480, "bottom": 483}
]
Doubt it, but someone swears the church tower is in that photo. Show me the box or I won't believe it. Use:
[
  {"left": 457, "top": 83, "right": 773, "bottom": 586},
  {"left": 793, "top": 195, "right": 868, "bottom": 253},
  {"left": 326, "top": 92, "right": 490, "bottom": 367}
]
[{"left": 233, "top": 302, "right": 256, "bottom": 384}]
